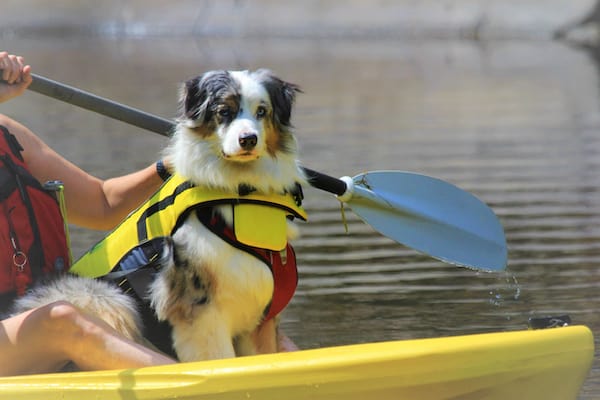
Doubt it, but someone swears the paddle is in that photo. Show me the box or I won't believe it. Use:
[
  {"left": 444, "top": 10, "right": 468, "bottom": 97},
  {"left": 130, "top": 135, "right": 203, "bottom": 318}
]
[{"left": 8, "top": 72, "right": 507, "bottom": 271}]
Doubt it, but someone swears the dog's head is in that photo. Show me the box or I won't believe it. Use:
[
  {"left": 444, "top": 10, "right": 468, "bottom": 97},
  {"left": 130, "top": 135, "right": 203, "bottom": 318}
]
[{"left": 167, "top": 69, "right": 303, "bottom": 193}]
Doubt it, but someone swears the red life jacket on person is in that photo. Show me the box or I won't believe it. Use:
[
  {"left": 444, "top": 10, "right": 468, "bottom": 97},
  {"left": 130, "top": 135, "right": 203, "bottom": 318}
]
[{"left": 0, "top": 125, "right": 70, "bottom": 298}]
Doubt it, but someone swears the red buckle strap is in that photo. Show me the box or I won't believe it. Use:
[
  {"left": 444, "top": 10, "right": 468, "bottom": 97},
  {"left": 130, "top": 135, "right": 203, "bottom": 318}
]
[{"left": 262, "top": 245, "right": 297, "bottom": 321}]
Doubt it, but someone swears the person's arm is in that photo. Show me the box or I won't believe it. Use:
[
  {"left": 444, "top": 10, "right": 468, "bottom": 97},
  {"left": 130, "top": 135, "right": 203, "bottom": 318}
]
[
  {"left": 0, "top": 114, "right": 166, "bottom": 230},
  {"left": 0, "top": 52, "right": 166, "bottom": 230},
  {"left": 27, "top": 128, "right": 165, "bottom": 230}
]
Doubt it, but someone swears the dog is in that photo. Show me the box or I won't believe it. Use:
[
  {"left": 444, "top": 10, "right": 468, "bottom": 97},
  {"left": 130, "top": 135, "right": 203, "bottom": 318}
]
[{"left": 10, "top": 69, "right": 305, "bottom": 362}]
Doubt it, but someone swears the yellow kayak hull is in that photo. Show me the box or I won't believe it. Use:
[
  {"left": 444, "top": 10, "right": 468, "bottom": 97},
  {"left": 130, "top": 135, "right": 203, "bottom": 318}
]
[{"left": 0, "top": 325, "right": 593, "bottom": 400}]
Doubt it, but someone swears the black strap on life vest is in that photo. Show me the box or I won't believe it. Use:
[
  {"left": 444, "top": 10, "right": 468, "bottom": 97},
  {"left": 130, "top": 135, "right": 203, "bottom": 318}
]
[{"left": 101, "top": 236, "right": 178, "bottom": 358}]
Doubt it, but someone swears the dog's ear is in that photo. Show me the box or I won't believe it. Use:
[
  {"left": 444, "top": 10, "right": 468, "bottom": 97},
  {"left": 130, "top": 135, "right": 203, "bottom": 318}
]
[
  {"left": 181, "top": 76, "right": 206, "bottom": 122},
  {"left": 181, "top": 71, "right": 239, "bottom": 125},
  {"left": 256, "top": 70, "right": 302, "bottom": 129}
]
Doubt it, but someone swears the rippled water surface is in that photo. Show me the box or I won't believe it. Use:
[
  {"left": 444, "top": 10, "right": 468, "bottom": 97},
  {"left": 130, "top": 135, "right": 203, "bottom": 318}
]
[{"left": 3, "top": 36, "right": 600, "bottom": 397}]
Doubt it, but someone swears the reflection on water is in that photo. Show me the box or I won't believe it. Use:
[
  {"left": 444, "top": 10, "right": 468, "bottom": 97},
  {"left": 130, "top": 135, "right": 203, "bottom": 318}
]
[{"left": 2, "top": 36, "right": 600, "bottom": 397}]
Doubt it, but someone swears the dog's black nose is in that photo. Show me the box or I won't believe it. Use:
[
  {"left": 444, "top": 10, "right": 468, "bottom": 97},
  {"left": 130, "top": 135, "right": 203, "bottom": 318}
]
[{"left": 239, "top": 133, "right": 258, "bottom": 150}]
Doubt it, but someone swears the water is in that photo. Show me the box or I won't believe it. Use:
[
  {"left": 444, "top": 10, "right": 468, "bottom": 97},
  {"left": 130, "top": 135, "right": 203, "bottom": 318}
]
[{"left": 2, "top": 36, "right": 600, "bottom": 397}]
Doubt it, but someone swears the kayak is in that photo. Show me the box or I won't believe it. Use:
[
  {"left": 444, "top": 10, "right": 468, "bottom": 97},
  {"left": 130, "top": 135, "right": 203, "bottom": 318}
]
[{"left": 0, "top": 325, "right": 593, "bottom": 400}]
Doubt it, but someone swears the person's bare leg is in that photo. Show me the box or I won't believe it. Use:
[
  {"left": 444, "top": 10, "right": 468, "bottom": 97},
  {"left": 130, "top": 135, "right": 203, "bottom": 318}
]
[
  {"left": 278, "top": 330, "right": 299, "bottom": 352},
  {"left": 0, "top": 304, "right": 70, "bottom": 375},
  {"left": 0, "top": 301, "right": 175, "bottom": 376},
  {"left": 251, "top": 318, "right": 299, "bottom": 354}
]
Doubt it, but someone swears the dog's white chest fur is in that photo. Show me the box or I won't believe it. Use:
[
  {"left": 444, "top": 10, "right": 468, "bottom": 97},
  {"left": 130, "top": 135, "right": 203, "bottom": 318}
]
[{"left": 150, "top": 208, "right": 274, "bottom": 361}]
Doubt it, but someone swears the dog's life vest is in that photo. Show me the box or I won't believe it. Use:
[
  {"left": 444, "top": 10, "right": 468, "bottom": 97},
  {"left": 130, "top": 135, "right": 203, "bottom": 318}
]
[
  {"left": 70, "top": 172, "right": 308, "bottom": 321},
  {"left": 0, "top": 125, "right": 70, "bottom": 299}
]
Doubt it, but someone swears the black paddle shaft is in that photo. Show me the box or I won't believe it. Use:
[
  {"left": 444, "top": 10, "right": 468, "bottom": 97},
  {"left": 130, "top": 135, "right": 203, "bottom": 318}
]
[
  {"left": 9, "top": 73, "right": 349, "bottom": 197},
  {"left": 28, "top": 74, "right": 175, "bottom": 137}
]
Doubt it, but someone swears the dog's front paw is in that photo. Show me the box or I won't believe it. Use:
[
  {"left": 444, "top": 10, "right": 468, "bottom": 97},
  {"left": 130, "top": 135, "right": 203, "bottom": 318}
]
[{"left": 233, "top": 333, "right": 258, "bottom": 357}]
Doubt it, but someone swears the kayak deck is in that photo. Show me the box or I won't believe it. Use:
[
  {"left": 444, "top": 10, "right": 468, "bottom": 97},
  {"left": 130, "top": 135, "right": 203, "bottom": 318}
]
[{"left": 0, "top": 325, "right": 593, "bottom": 400}]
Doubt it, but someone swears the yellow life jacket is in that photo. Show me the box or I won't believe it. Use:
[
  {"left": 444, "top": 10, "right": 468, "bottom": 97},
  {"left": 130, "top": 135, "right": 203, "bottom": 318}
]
[{"left": 70, "top": 173, "right": 307, "bottom": 278}]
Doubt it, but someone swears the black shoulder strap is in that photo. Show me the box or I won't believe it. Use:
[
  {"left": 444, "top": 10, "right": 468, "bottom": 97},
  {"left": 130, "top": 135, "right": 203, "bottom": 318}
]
[{"left": 0, "top": 125, "right": 25, "bottom": 162}]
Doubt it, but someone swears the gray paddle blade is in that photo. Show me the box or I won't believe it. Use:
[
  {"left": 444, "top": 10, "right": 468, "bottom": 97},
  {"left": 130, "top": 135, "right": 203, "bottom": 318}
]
[{"left": 345, "top": 171, "right": 507, "bottom": 272}]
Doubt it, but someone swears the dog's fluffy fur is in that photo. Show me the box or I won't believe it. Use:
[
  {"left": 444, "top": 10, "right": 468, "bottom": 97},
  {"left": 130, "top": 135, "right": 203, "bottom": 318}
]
[
  {"left": 10, "top": 69, "right": 303, "bottom": 362},
  {"left": 11, "top": 275, "right": 144, "bottom": 343}
]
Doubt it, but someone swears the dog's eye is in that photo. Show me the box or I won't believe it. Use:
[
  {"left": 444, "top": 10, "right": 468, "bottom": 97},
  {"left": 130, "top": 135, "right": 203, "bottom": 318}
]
[
  {"left": 218, "top": 108, "right": 232, "bottom": 119},
  {"left": 256, "top": 106, "right": 267, "bottom": 119}
]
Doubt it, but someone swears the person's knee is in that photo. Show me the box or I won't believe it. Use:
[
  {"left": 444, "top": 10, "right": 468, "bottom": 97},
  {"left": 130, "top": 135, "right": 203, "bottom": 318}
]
[
  {"left": 41, "top": 301, "right": 110, "bottom": 355},
  {"left": 44, "top": 301, "right": 112, "bottom": 342},
  {"left": 39, "top": 301, "right": 83, "bottom": 335},
  {"left": 43, "top": 301, "right": 104, "bottom": 340},
  {"left": 44, "top": 300, "right": 80, "bottom": 320},
  {"left": 21, "top": 301, "right": 85, "bottom": 360}
]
